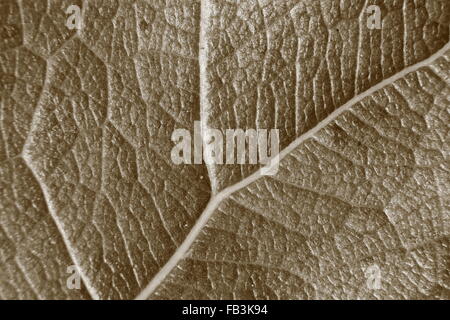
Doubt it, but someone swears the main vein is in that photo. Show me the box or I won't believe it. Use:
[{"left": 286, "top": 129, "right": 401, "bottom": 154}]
[{"left": 135, "top": 35, "right": 450, "bottom": 300}]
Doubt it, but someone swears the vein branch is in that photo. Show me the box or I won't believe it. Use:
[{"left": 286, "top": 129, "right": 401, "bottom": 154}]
[{"left": 135, "top": 40, "right": 450, "bottom": 300}]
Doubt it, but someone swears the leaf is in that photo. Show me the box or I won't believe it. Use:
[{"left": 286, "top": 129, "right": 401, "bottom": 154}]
[
  {"left": 150, "top": 49, "right": 450, "bottom": 300},
  {"left": 2, "top": 0, "right": 209, "bottom": 299},
  {"left": 0, "top": 0, "right": 449, "bottom": 300},
  {"left": 204, "top": 0, "right": 450, "bottom": 191}
]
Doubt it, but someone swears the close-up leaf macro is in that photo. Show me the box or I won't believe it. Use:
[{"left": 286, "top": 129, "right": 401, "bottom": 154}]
[{"left": 0, "top": 0, "right": 449, "bottom": 301}]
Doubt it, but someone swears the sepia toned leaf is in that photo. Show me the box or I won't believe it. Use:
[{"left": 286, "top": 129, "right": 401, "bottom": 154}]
[{"left": 0, "top": 0, "right": 448, "bottom": 300}]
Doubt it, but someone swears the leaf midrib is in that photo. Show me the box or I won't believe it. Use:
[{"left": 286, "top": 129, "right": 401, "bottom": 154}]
[{"left": 135, "top": 41, "right": 450, "bottom": 300}]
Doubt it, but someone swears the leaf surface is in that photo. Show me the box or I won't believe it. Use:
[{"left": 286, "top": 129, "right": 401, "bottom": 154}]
[{"left": 0, "top": 0, "right": 448, "bottom": 300}]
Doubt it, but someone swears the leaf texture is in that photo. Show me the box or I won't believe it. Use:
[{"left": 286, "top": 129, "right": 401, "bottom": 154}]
[
  {"left": 0, "top": 0, "right": 449, "bottom": 300},
  {"left": 152, "top": 50, "right": 450, "bottom": 300},
  {"left": 204, "top": 0, "right": 450, "bottom": 191},
  {"left": 2, "top": 0, "right": 210, "bottom": 299}
]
